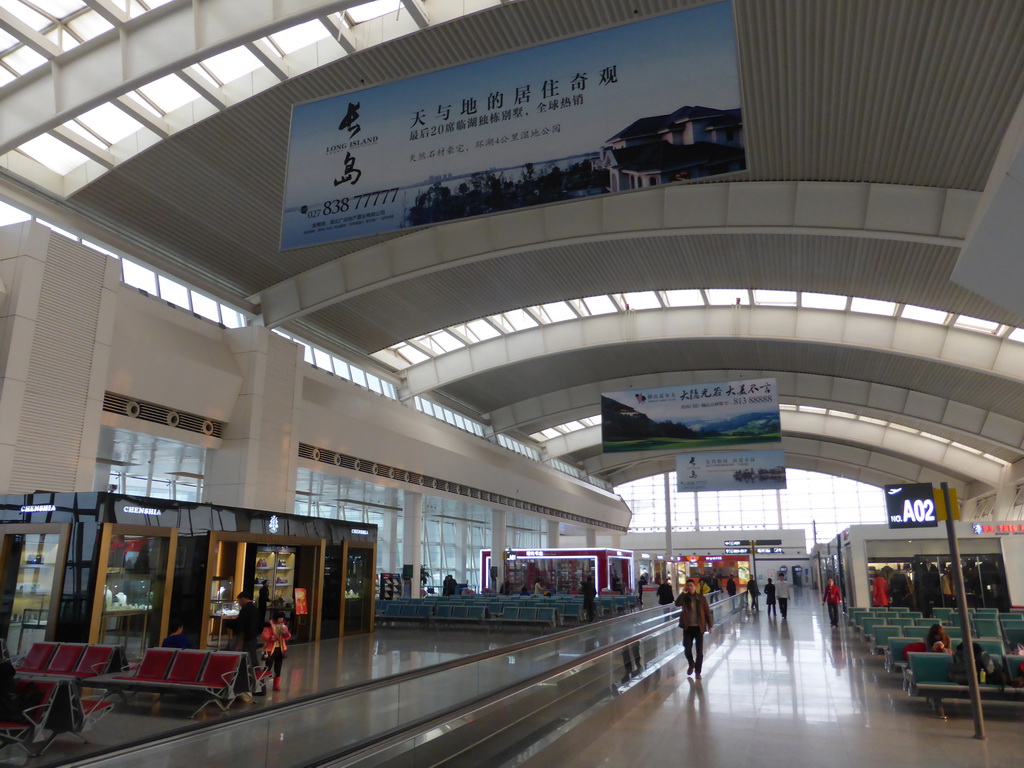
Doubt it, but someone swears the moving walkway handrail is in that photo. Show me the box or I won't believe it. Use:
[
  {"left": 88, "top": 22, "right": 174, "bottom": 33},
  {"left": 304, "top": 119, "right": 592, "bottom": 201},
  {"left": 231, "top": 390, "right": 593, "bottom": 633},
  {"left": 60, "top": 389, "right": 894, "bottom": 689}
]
[{"left": 63, "top": 601, "right": 698, "bottom": 768}]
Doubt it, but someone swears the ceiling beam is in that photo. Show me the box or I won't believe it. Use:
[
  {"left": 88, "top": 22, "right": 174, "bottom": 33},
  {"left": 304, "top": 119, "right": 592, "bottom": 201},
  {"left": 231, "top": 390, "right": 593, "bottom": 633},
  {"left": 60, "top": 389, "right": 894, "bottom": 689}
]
[
  {"left": 0, "top": 8, "right": 61, "bottom": 59},
  {"left": 82, "top": 0, "right": 128, "bottom": 25},
  {"left": 48, "top": 126, "right": 115, "bottom": 169}
]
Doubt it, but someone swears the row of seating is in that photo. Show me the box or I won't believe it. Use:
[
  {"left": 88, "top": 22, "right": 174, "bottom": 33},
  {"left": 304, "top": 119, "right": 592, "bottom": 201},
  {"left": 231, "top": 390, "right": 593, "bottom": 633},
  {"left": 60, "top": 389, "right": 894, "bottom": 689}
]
[
  {"left": 845, "top": 609, "right": 1024, "bottom": 718},
  {"left": 15, "top": 642, "right": 125, "bottom": 680},
  {"left": 849, "top": 608, "right": 1023, "bottom": 648},
  {"left": 1, "top": 642, "right": 125, "bottom": 757},
  {"left": 86, "top": 648, "right": 265, "bottom": 718},
  {"left": 376, "top": 602, "right": 561, "bottom": 629}
]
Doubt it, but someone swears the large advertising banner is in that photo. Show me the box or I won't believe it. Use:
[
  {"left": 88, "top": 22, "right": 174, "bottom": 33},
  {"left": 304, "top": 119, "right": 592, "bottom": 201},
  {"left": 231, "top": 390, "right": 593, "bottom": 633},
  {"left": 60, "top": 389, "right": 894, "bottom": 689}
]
[
  {"left": 676, "top": 450, "right": 787, "bottom": 493},
  {"left": 601, "top": 377, "right": 780, "bottom": 454},
  {"left": 281, "top": 1, "right": 743, "bottom": 249}
]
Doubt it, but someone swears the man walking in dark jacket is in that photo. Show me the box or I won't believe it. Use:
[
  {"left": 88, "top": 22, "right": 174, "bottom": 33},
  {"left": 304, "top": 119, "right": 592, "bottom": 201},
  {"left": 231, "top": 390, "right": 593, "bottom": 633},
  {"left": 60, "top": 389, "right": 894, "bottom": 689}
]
[
  {"left": 228, "top": 591, "right": 265, "bottom": 696},
  {"left": 582, "top": 576, "right": 597, "bottom": 622},
  {"left": 675, "top": 580, "right": 713, "bottom": 680}
]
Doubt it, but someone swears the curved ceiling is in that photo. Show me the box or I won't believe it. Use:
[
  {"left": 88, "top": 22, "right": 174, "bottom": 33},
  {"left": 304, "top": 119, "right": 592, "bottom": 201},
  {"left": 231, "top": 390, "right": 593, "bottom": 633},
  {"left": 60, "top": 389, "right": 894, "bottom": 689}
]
[{"left": 4, "top": 0, "right": 1024, "bottom": 495}]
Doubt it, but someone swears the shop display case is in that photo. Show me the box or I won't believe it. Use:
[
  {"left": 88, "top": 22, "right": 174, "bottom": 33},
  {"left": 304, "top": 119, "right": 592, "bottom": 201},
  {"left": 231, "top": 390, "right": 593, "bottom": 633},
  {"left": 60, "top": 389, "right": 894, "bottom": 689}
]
[
  {"left": 343, "top": 545, "right": 375, "bottom": 634},
  {"left": 91, "top": 526, "right": 176, "bottom": 658},
  {"left": 255, "top": 547, "right": 296, "bottom": 610},
  {"left": 208, "top": 578, "right": 236, "bottom": 649},
  {"left": 3, "top": 531, "right": 65, "bottom": 653}
]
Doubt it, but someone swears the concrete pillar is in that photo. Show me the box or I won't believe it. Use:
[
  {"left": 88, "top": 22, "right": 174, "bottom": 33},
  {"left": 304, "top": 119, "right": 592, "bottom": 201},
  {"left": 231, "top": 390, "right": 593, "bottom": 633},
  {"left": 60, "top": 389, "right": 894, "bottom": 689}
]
[
  {"left": 0, "top": 223, "right": 118, "bottom": 493},
  {"left": 388, "top": 500, "right": 401, "bottom": 576},
  {"left": 663, "top": 472, "right": 673, "bottom": 557},
  {"left": 203, "top": 327, "right": 301, "bottom": 512},
  {"left": 585, "top": 528, "right": 597, "bottom": 547},
  {"left": 402, "top": 491, "right": 423, "bottom": 598},
  {"left": 455, "top": 516, "right": 469, "bottom": 583},
  {"left": 547, "top": 519, "right": 560, "bottom": 549},
  {"left": 490, "top": 508, "right": 506, "bottom": 591},
  {"left": 993, "top": 464, "right": 1016, "bottom": 519}
]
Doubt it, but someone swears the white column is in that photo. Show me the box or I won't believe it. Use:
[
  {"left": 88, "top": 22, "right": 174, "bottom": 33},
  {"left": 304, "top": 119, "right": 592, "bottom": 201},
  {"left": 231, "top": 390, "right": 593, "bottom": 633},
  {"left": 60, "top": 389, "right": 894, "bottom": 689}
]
[
  {"left": 203, "top": 327, "right": 301, "bottom": 512},
  {"left": 388, "top": 496, "right": 401, "bottom": 575},
  {"left": 0, "top": 223, "right": 118, "bottom": 493},
  {"left": 585, "top": 528, "right": 597, "bottom": 547},
  {"left": 993, "top": 464, "right": 1016, "bottom": 519},
  {"left": 663, "top": 472, "right": 673, "bottom": 557},
  {"left": 455, "top": 516, "right": 469, "bottom": 584},
  {"left": 490, "top": 508, "right": 507, "bottom": 591},
  {"left": 402, "top": 491, "right": 423, "bottom": 599},
  {"left": 547, "top": 519, "right": 560, "bottom": 549}
]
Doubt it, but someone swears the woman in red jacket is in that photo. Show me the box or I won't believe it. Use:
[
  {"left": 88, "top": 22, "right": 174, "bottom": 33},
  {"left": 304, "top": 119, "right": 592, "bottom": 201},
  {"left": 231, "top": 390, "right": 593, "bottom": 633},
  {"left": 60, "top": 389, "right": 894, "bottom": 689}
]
[{"left": 822, "top": 578, "right": 842, "bottom": 627}]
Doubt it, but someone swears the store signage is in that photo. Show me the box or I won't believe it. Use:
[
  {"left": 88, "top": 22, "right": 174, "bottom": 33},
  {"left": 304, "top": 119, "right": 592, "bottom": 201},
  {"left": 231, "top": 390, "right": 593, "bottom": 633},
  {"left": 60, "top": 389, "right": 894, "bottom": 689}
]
[
  {"left": 268, "top": 515, "right": 280, "bottom": 534},
  {"left": 724, "top": 547, "right": 750, "bottom": 555},
  {"left": 884, "top": 483, "right": 938, "bottom": 529},
  {"left": 723, "top": 540, "right": 743, "bottom": 546},
  {"left": 640, "top": 553, "right": 651, "bottom": 558},
  {"left": 756, "top": 547, "right": 784, "bottom": 554},
  {"left": 972, "top": 523, "right": 1024, "bottom": 535},
  {"left": 704, "top": 556, "right": 723, "bottom": 562},
  {"left": 123, "top": 506, "right": 161, "bottom": 516},
  {"left": 525, "top": 550, "right": 545, "bottom": 557},
  {"left": 351, "top": 528, "right": 370, "bottom": 535},
  {"left": 20, "top": 504, "right": 56, "bottom": 513}
]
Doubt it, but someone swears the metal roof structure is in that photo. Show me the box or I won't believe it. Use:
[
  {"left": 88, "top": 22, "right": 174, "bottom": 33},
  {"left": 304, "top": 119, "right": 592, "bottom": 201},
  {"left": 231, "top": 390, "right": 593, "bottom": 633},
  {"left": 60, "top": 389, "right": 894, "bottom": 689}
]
[{"left": 3, "top": 0, "right": 1024, "bottom": 496}]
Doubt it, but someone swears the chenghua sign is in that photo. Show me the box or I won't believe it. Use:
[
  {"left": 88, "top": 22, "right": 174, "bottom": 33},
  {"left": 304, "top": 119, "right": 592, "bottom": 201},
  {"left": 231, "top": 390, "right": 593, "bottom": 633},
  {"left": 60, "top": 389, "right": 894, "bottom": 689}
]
[{"left": 281, "top": 1, "right": 743, "bottom": 248}]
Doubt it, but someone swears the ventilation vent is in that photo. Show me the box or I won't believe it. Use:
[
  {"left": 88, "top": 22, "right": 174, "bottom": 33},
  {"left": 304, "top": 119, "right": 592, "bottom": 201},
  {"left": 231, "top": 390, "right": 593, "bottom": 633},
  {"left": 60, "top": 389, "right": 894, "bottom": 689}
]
[
  {"left": 296, "top": 442, "right": 626, "bottom": 532},
  {"left": 103, "top": 392, "right": 224, "bottom": 439}
]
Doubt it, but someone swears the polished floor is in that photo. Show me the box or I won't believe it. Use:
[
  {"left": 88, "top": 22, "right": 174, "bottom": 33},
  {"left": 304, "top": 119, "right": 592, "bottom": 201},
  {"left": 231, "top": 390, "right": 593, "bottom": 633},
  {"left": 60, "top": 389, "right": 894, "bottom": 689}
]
[
  {"left": 522, "top": 589, "right": 1024, "bottom": 768},
  {"left": 9, "top": 591, "right": 1024, "bottom": 767}
]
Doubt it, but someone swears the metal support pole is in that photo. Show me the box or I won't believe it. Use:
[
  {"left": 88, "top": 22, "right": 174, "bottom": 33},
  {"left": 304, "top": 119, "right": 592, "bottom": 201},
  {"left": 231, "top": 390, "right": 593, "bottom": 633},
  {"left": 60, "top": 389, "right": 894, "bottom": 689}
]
[{"left": 941, "top": 482, "right": 985, "bottom": 739}]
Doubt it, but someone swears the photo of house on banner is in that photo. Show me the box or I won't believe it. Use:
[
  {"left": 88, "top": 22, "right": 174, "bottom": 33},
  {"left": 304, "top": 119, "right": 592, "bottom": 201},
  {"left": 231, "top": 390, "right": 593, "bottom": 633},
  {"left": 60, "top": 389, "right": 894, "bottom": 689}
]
[
  {"left": 280, "top": 1, "right": 743, "bottom": 249},
  {"left": 676, "top": 450, "right": 787, "bottom": 493},
  {"left": 601, "top": 377, "right": 781, "bottom": 454}
]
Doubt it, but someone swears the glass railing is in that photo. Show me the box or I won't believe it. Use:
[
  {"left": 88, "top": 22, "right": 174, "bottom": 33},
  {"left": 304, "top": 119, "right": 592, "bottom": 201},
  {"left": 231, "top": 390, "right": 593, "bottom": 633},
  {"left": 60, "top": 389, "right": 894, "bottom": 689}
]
[{"left": 72, "top": 595, "right": 747, "bottom": 767}]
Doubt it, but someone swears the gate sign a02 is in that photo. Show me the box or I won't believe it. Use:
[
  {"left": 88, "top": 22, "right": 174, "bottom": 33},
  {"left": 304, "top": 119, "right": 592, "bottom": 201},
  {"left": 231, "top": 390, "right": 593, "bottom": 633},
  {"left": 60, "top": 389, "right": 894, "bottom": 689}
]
[{"left": 884, "top": 483, "right": 938, "bottom": 529}]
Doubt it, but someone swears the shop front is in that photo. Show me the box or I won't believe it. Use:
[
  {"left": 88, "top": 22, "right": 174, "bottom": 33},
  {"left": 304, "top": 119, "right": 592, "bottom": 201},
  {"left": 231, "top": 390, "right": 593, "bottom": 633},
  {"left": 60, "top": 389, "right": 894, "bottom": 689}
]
[
  {"left": 839, "top": 523, "right": 1019, "bottom": 612},
  {"left": 0, "top": 492, "right": 377, "bottom": 656},
  {"left": 481, "top": 548, "right": 634, "bottom": 594}
]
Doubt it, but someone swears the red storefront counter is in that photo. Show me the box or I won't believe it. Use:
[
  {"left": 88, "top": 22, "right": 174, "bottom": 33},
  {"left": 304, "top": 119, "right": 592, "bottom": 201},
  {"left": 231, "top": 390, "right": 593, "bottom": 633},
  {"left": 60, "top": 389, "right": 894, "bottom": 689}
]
[{"left": 481, "top": 548, "right": 634, "bottom": 594}]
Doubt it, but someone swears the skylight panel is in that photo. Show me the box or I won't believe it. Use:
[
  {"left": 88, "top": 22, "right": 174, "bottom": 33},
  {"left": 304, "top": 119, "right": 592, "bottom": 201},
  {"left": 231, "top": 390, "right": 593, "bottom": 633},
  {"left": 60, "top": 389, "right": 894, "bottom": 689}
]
[
  {"left": 189, "top": 291, "right": 219, "bottom": 322},
  {"left": 82, "top": 240, "right": 116, "bottom": 257},
  {"left": 622, "top": 291, "right": 661, "bottom": 310},
  {"left": 535, "top": 301, "right": 577, "bottom": 323},
  {"left": 753, "top": 289, "right": 797, "bottom": 306},
  {"left": 858, "top": 415, "right": 886, "bottom": 426},
  {"left": 77, "top": 102, "right": 144, "bottom": 144},
  {"left": 312, "top": 348, "right": 332, "bottom": 370},
  {"left": 141, "top": 0, "right": 173, "bottom": 10},
  {"left": 424, "top": 330, "right": 464, "bottom": 353},
  {"left": 950, "top": 442, "right": 982, "bottom": 455},
  {"left": 901, "top": 304, "right": 949, "bottom": 324},
  {"left": 60, "top": 120, "right": 107, "bottom": 149},
  {"left": 392, "top": 342, "right": 430, "bottom": 365},
  {"left": 1008, "top": 328, "right": 1024, "bottom": 344},
  {"left": 347, "top": 0, "right": 401, "bottom": 24},
  {"left": 561, "top": 421, "right": 586, "bottom": 433},
  {"left": 919, "top": 432, "right": 948, "bottom": 443},
  {"left": 847, "top": 296, "right": 897, "bottom": 315},
  {"left": 36, "top": 1, "right": 88, "bottom": 17},
  {"left": 828, "top": 410, "right": 856, "bottom": 419},
  {"left": 2, "top": 1, "right": 49, "bottom": 29},
  {"left": 121, "top": 91, "right": 162, "bottom": 117},
  {"left": 463, "top": 318, "right": 501, "bottom": 342},
  {"left": 663, "top": 289, "right": 704, "bottom": 307},
  {"left": 953, "top": 315, "right": 1000, "bottom": 334},
  {"left": 799, "top": 405, "right": 826, "bottom": 414},
  {"left": 201, "top": 46, "right": 262, "bottom": 85},
  {"left": 269, "top": 19, "right": 331, "bottom": 55},
  {"left": 0, "top": 29, "right": 15, "bottom": 49},
  {"left": 4, "top": 45, "right": 47, "bottom": 75},
  {"left": 496, "top": 309, "right": 539, "bottom": 332},
  {"left": 137, "top": 74, "right": 200, "bottom": 113},
  {"left": 0, "top": 68, "right": 13, "bottom": 87},
  {"left": 579, "top": 295, "right": 618, "bottom": 315},
  {"left": 66, "top": 9, "right": 113, "bottom": 41},
  {"left": 889, "top": 423, "right": 917, "bottom": 434},
  {"left": 18, "top": 134, "right": 89, "bottom": 173},
  {"left": 778, "top": 403, "right": 798, "bottom": 411},
  {"left": 801, "top": 292, "right": 847, "bottom": 310},
  {"left": 705, "top": 289, "right": 748, "bottom": 306},
  {"left": 580, "top": 417, "right": 600, "bottom": 427},
  {"left": 850, "top": 297, "right": 896, "bottom": 316},
  {"left": 45, "top": 26, "right": 80, "bottom": 52},
  {"left": 0, "top": 201, "right": 31, "bottom": 226}
]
